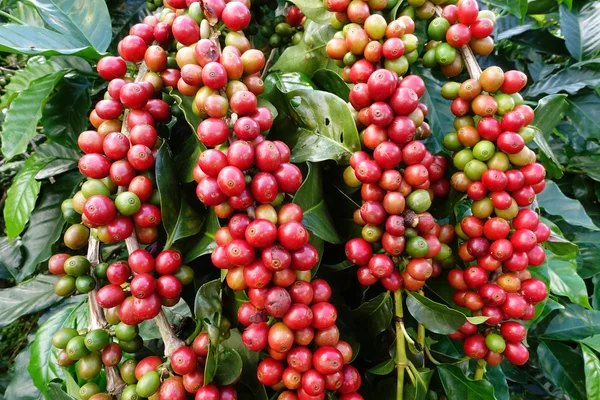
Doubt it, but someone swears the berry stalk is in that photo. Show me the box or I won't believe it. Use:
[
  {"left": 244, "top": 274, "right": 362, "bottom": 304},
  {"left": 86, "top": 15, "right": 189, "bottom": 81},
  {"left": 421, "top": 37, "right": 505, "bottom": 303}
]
[{"left": 394, "top": 290, "right": 407, "bottom": 400}]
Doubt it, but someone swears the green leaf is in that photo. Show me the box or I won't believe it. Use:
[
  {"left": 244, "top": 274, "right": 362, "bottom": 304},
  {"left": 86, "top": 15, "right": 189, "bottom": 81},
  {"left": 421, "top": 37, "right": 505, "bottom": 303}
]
[
  {"left": 410, "top": 64, "right": 452, "bottom": 154},
  {"left": 28, "top": 0, "right": 112, "bottom": 52},
  {"left": 486, "top": 365, "right": 510, "bottom": 400},
  {"left": 537, "top": 341, "right": 587, "bottom": 400},
  {"left": 406, "top": 291, "right": 487, "bottom": 334},
  {"left": 582, "top": 344, "right": 600, "bottom": 400},
  {"left": 18, "top": 171, "right": 82, "bottom": 282},
  {"left": 534, "top": 93, "right": 569, "bottom": 128},
  {"left": 42, "top": 78, "right": 91, "bottom": 150},
  {"left": 35, "top": 142, "right": 81, "bottom": 180},
  {"left": 404, "top": 366, "right": 433, "bottom": 400},
  {"left": 0, "top": 237, "right": 23, "bottom": 279},
  {"left": 530, "top": 94, "right": 568, "bottom": 143},
  {"left": 488, "top": 0, "right": 528, "bottom": 19},
  {"left": 537, "top": 180, "right": 599, "bottom": 230},
  {"left": 28, "top": 296, "right": 87, "bottom": 398},
  {"left": 264, "top": 71, "right": 317, "bottom": 94},
  {"left": 350, "top": 292, "right": 393, "bottom": 338},
  {"left": 1, "top": 70, "right": 67, "bottom": 160},
  {"left": 108, "top": 0, "right": 147, "bottom": 52},
  {"left": 543, "top": 250, "right": 591, "bottom": 309},
  {"left": 8, "top": 0, "right": 44, "bottom": 27},
  {"left": 0, "top": 59, "right": 63, "bottom": 110},
  {"left": 367, "top": 358, "right": 395, "bottom": 375},
  {"left": 156, "top": 143, "right": 204, "bottom": 249},
  {"left": 4, "top": 342, "right": 43, "bottom": 400},
  {"left": 195, "top": 279, "right": 222, "bottom": 318},
  {"left": 182, "top": 208, "right": 219, "bottom": 263},
  {"left": 213, "top": 348, "right": 243, "bottom": 386},
  {"left": 564, "top": 92, "right": 600, "bottom": 141},
  {"left": 275, "top": 86, "right": 361, "bottom": 164},
  {"left": 0, "top": 24, "right": 102, "bottom": 59},
  {"left": 523, "top": 65, "right": 600, "bottom": 97},
  {"left": 271, "top": 20, "right": 339, "bottom": 77},
  {"left": 4, "top": 156, "right": 56, "bottom": 240},
  {"left": 567, "top": 155, "right": 600, "bottom": 182},
  {"left": 174, "top": 133, "right": 202, "bottom": 183},
  {"left": 293, "top": 163, "right": 341, "bottom": 244},
  {"left": 220, "top": 330, "right": 268, "bottom": 400},
  {"left": 539, "top": 303, "right": 600, "bottom": 340},
  {"left": 47, "top": 382, "right": 77, "bottom": 400},
  {"left": 560, "top": 1, "right": 600, "bottom": 61},
  {"left": 288, "top": 0, "right": 332, "bottom": 23},
  {"left": 312, "top": 69, "right": 350, "bottom": 102},
  {"left": 438, "top": 364, "right": 497, "bottom": 400},
  {"left": 169, "top": 88, "right": 203, "bottom": 132},
  {"left": 581, "top": 335, "right": 600, "bottom": 353},
  {"left": 0, "top": 274, "right": 62, "bottom": 329}
]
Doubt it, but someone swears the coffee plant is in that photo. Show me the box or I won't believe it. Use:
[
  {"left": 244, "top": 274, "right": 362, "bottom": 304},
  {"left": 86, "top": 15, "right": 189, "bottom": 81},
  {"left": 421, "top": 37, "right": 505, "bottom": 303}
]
[{"left": 0, "top": 0, "right": 599, "bottom": 399}]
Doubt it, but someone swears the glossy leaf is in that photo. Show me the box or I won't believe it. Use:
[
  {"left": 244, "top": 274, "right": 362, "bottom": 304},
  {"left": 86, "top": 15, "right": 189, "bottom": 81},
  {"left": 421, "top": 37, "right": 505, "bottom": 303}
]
[
  {"left": 537, "top": 341, "right": 587, "bottom": 400},
  {"left": 567, "top": 155, "right": 600, "bottom": 182},
  {"left": 293, "top": 162, "right": 341, "bottom": 244},
  {"left": 0, "top": 237, "right": 22, "bottom": 279},
  {"left": 350, "top": 292, "right": 393, "bottom": 338},
  {"left": 28, "top": 296, "right": 87, "bottom": 397},
  {"left": 18, "top": 171, "right": 82, "bottom": 282},
  {"left": 581, "top": 335, "right": 600, "bottom": 353},
  {"left": 543, "top": 250, "right": 591, "bottom": 309},
  {"left": 523, "top": 65, "right": 600, "bottom": 97},
  {"left": 28, "top": 0, "right": 112, "bottom": 52},
  {"left": 537, "top": 181, "right": 599, "bottom": 231},
  {"left": 35, "top": 142, "right": 80, "bottom": 180},
  {"left": 582, "top": 344, "right": 600, "bottom": 400},
  {"left": 8, "top": 0, "right": 44, "bottom": 27},
  {"left": 169, "top": 88, "right": 203, "bottom": 132},
  {"left": 410, "top": 64, "right": 452, "bottom": 154},
  {"left": 221, "top": 330, "right": 268, "bottom": 400},
  {"left": 274, "top": 85, "right": 361, "bottom": 164},
  {"left": 174, "top": 133, "right": 202, "bottom": 183},
  {"left": 288, "top": 0, "right": 332, "bottom": 23},
  {"left": 108, "top": 0, "right": 147, "bottom": 51},
  {"left": 564, "top": 92, "right": 600, "bottom": 140},
  {"left": 404, "top": 366, "right": 433, "bottom": 400},
  {"left": 312, "top": 69, "right": 350, "bottom": 101},
  {"left": 367, "top": 358, "right": 395, "bottom": 375},
  {"left": 4, "top": 342, "right": 42, "bottom": 400},
  {"left": 182, "top": 208, "right": 220, "bottom": 263},
  {"left": 406, "top": 291, "right": 488, "bottom": 334},
  {"left": 42, "top": 78, "right": 91, "bottom": 150},
  {"left": 156, "top": 143, "right": 203, "bottom": 249},
  {"left": 1, "top": 71, "right": 67, "bottom": 160},
  {"left": 195, "top": 279, "right": 222, "bottom": 318},
  {"left": 271, "top": 21, "right": 339, "bottom": 76},
  {"left": 213, "top": 348, "right": 243, "bottom": 386},
  {"left": 560, "top": 1, "right": 600, "bottom": 61},
  {"left": 4, "top": 156, "right": 55, "bottom": 240},
  {"left": 488, "top": 0, "right": 528, "bottom": 19},
  {"left": 0, "top": 59, "right": 63, "bottom": 109},
  {"left": 0, "top": 274, "right": 62, "bottom": 329},
  {"left": 0, "top": 24, "right": 102, "bottom": 59},
  {"left": 530, "top": 94, "right": 567, "bottom": 178},
  {"left": 47, "top": 382, "right": 76, "bottom": 400},
  {"left": 540, "top": 303, "right": 600, "bottom": 340},
  {"left": 486, "top": 365, "right": 510, "bottom": 400},
  {"left": 438, "top": 364, "right": 497, "bottom": 400}
]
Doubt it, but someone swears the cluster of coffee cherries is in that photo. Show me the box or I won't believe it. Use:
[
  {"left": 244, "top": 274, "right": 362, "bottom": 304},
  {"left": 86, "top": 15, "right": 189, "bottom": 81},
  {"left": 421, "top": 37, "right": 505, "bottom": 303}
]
[
  {"left": 109, "top": 338, "right": 238, "bottom": 400},
  {"left": 194, "top": 140, "right": 302, "bottom": 216},
  {"left": 326, "top": 14, "right": 419, "bottom": 80},
  {"left": 250, "top": 279, "right": 362, "bottom": 399},
  {"left": 450, "top": 320, "right": 532, "bottom": 367},
  {"left": 421, "top": 0, "right": 496, "bottom": 76},
  {"left": 440, "top": 67, "right": 549, "bottom": 366},
  {"left": 206, "top": 203, "right": 364, "bottom": 399},
  {"left": 253, "top": 3, "right": 305, "bottom": 48}
]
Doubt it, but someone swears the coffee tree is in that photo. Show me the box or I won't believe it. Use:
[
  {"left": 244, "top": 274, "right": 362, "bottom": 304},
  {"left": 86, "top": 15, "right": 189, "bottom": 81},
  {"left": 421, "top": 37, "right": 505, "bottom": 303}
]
[{"left": 0, "top": 0, "right": 599, "bottom": 399}]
